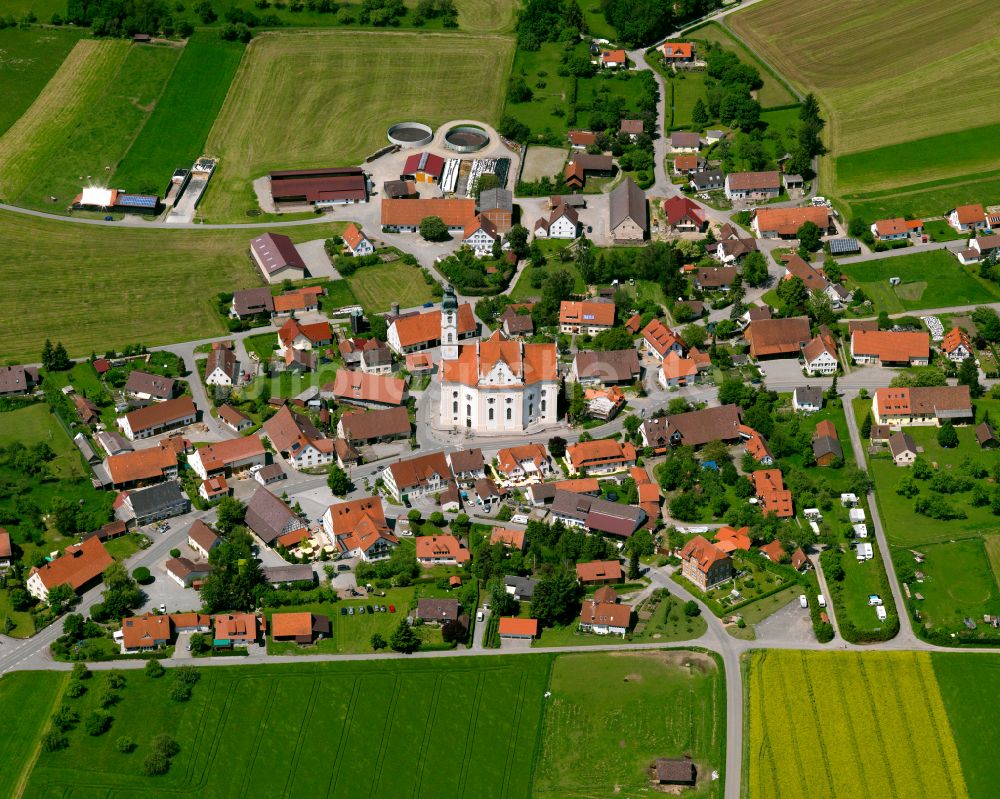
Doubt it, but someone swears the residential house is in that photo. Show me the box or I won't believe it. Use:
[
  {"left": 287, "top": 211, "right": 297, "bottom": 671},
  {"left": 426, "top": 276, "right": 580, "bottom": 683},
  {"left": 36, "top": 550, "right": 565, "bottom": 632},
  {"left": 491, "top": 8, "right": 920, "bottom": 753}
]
[
  {"left": 694, "top": 266, "right": 738, "bottom": 292},
  {"left": 758, "top": 540, "right": 786, "bottom": 564},
  {"left": 272, "top": 612, "right": 330, "bottom": 644},
  {"left": 563, "top": 154, "right": 613, "bottom": 190},
  {"left": 26, "top": 537, "right": 113, "bottom": 601},
  {"left": 713, "top": 525, "right": 751, "bottom": 554},
  {"left": 871, "top": 218, "right": 923, "bottom": 241},
  {"left": 198, "top": 475, "right": 229, "bottom": 502},
  {"left": 359, "top": 343, "right": 393, "bottom": 375},
  {"left": 947, "top": 204, "right": 987, "bottom": 233},
  {"left": 324, "top": 369, "right": 406, "bottom": 408},
  {"left": 716, "top": 237, "right": 756, "bottom": 265},
  {"left": 971, "top": 234, "right": 1000, "bottom": 259},
  {"left": 679, "top": 536, "right": 732, "bottom": 590},
  {"left": 750, "top": 469, "right": 793, "bottom": 517},
  {"left": 405, "top": 352, "right": 436, "bottom": 375},
  {"left": 793, "top": 386, "right": 823, "bottom": 413},
  {"left": 490, "top": 527, "right": 526, "bottom": 552},
  {"left": 322, "top": 496, "right": 397, "bottom": 562},
  {"left": 188, "top": 435, "right": 266, "bottom": 479},
  {"left": 663, "top": 196, "right": 707, "bottom": 232},
  {"left": 498, "top": 617, "right": 538, "bottom": 640},
  {"left": 791, "top": 548, "right": 811, "bottom": 572},
  {"left": 642, "top": 319, "right": 685, "bottom": 360},
  {"left": 569, "top": 349, "right": 641, "bottom": 386},
  {"left": 104, "top": 443, "right": 178, "bottom": 488},
  {"left": 262, "top": 405, "right": 335, "bottom": 470},
  {"left": 660, "top": 41, "right": 694, "bottom": 62},
  {"left": 673, "top": 154, "right": 705, "bottom": 175},
  {"left": 384, "top": 451, "right": 451, "bottom": 503},
  {"left": 559, "top": 300, "right": 615, "bottom": 335},
  {"left": 386, "top": 303, "right": 477, "bottom": 354},
  {"left": 123, "top": 370, "right": 175, "bottom": 402},
  {"left": 243, "top": 486, "right": 307, "bottom": 546},
  {"left": 447, "top": 449, "right": 487, "bottom": 483},
  {"left": 551, "top": 491, "right": 645, "bottom": 537},
  {"left": 120, "top": 613, "right": 176, "bottom": 652},
  {"left": 640, "top": 404, "right": 742, "bottom": 452},
  {"left": 872, "top": 386, "right": 973, "bottom": 426},
  {"left": 273, "top": 286, "right": 323, "bottom": 315},
  {"left": 415, "top": 535, "right": 469, "bottom": 566},
  {"left": 782, "top": 253, "right": 829, "bottom": 295},
  {"left": 218, "top": 404, "right": 253, "bottom": 432},
  {"left": 669, "top": 131, "right": 701, "bottom": 152},
  {"left": 659, "top": 352, "right": 698, "bottom": 388},
  {"left": 254, "top": 463, "right": 285, "bottom": 486},
  {"left": 213, "top": 613, "right": 262, "bottom": 647},
  {"left": 753, "top": 206, "right": 833, "bottom": 239},
  {"left": 73, "top": 395, "right": 100, "bottom": 426},
  {"left": 114, "top": 481, "right": 190, "bottom": 527},
  {"left": 689, "top": 169, "right": 724, "bottom": 191},
  {"left": 495, "top": 443, "right": 552, "bottom": 483},
  {"left": 463, "top": 215, "right": 499, "bottom": 257},
  {"left": 941, "top": 327, "right": 973, "bottom": 362},
  {"left": 575, "top": 559, "right": 624, "bottom": 585},
  {"left": 230, "top": 287, "right": 275, "bottom": 319},
  {"left": 889, "top": 432, "right": 918, "bottom": 466},
  {"left": 165, "top": 556, "right": 211, "bottom": 587},
  {"left": 812, "top": 419, "right": 843, "bottom": 466},
  {"left": 724, "top": 171, "right": 781, "bottom": 200},
  {"left": 250, "top": 233, "right": 308, "bottom": 283},
  {"left": 579, "top": 599, "right": 631, "bottom": 637},
  {"left": 187, "top": 520, "right": 220, "bottom": 559},
  {"left": 609, "top": 177, "right": 648, "bottom": 243},
  {"left": 479, "top": 188, "right": 514, "bottom": 234},
  {"left": 744, "top": 317, "right": 811, "bottom": 359},
  {"left": 0, "top": 529, "right": 11, "bottom": 571},
  {"left": 741, "top": 425, "right": 774, "bottom": 465},
  {"left": 534, "top": 203, "right": 579, "bottom": 239},
  {"left": 414, "top": 598, "right": 460, "bottom": 625},
  {"left": 567, "top": 130, "right": 597, "bottom": 149},
  {"left": 599, "top": 49, "right": 626, "bottom": 68},
  {"left": 337, "top": 406, "right": 410, "bottom": 445},
  {"left": 277, "top": 318, "right": 332, "bottom": 355},
  {"left": 802, "top": 328, "right": 839, "bottom": 376},
  {"left": 0, "top": 365, "right": 38, "bottom": 396},
  {"left": 620, "top": 118, "right": 643, "bottom": 139},
  {"left": 584, "top": 386, "right": 626, "bottom": 420},
  {"left": 851, "top": 330, "right": 930, "bottom": 367},
  {"left": 505, "top": 575, "right": 539, "bottom": 600},
  {"left": 566, "top": 439, "right": 636, "bottom": 475},
  {"left": 499, "top": 306, "right": 534, "bottom": 338},
  {"left": 342, "top": 223, "right": 374, "bottom": 257}
]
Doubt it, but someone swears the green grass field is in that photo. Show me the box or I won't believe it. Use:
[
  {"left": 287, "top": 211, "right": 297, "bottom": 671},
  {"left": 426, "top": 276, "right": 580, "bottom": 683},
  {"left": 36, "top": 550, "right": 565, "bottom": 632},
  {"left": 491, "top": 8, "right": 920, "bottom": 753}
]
[
  {"left": 201, "top": 30, "right": 514, "bottom": 222},
  {"left": 839, "top": 250, "right": 1000, "bottom": 314},
  {"left": 534, "top": 651, "right": 724, "bottom": 798},
  {"left": 0, "top": 39, "right": 129, "bottom": 203},
  {"left": 0, "top": 0, "right": 63, "bottom": 19},
  {"left": 20, "top": 656, "right": 549, "bottom": 797},
  {"left": 0, "top": 209, "right": 341, "bottom": 361},
  {"left": 0, "top": 28, "right": 83, "bottom": 137},
  {"left": 670, "top": 70, "right": 708, "bottom": 129},
  {"left": 933, "top": 653, "right": 1000, "bottom": 799},
  {"left": 744, "top": 650, "right": 969, "bottom": 799},
  {"left": 113, "top": 36, "right": 245, "bottom": 194},
  {"left": 346, "top": 259, "right": 437, "bottom": 312},
  {"left": 0, "top": 671, "right": 65, "bottom": 798},
  {"left": 728, "top": 0, "right": 1000, "bottom": 215},
  {"left": 913, "top": 538, "right": 1000, "bottom": 633},
  {"left": 0, "top": 403, "right": 87, "bottom": 480},
  {"left": 845, "top": 172, "right": 1000, "bottom": 221},
  {"left": 506, "top": 42, "right": 575, "bottom": 137}
]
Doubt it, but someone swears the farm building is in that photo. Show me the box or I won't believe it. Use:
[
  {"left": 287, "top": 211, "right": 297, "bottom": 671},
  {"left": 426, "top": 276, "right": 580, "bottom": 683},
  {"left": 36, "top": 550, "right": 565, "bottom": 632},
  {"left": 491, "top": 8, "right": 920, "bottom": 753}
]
[
  {"left": 872, "top": 386, "right": 973, "bottom": 426},
  {"left": 250, "top": 233, "right": 308, "bottom": 283},
  {"left": 534, "top": 204, "right": 579, "bottom": 239},
  {"left": 402, "top": 152, "right": 446, "bottom": 183},
  {"left": 383, "top": 179, "right": 418, "bottom": 199},
  {"left": 564, "top": 154, "right": 613, "bottom": 189},
  {"left": 609, "top": 177, "right": 648, "bottom": 243},
  {"left": 380, "top": 198, "right": 476, "bottom": 233},
  {"left": 268, "top": 167, "right": 368, "bottom": 206},
  {"left": 851, "top": 330, "right": 930, "bottom": 367},
  {"left": 744, "top": 317, "right": 811, "bottom": 359},
  {"left": 752, "top": 206, "right": 834, "bottom": 239},
  {"left": 479, "top": 188, "right": 513, "bottom": 233},
  {"left": 72, "top": 187, "right": 162, "bottom": 214},
  {"left": 724, "top": 171, "right": 781, "bottom": 201},
  {"left": 118, "top": 397, "right": 197, "bottom": 440}
]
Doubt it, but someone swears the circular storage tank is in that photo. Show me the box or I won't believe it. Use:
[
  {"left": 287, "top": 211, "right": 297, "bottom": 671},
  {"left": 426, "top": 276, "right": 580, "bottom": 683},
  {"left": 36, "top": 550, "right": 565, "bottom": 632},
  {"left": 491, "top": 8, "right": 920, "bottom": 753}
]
[
  {"left": 387, "top": 122, "right": 434, "bottom": 148},
  {"left": 444, "top": 125, "right": 490, "bottom": 153}
]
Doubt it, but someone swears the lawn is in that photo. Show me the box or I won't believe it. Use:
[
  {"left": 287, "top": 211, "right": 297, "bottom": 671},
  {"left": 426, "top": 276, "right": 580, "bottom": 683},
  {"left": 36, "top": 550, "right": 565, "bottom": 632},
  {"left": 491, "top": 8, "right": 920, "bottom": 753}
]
[
  {"left": 0, "top": 38, "right": 130, "bottom": 204},
  {"left": 321, "top": 279, "right": 359, "bottom": 312},
  {"left": 933, "top": 653, "right": 1000, "bottom": 799},
  {"left": 509, "top": 255, "right": 586, "bottom": 302},
  {"left": 0, "top": 402, "right": 87, "bottom": 480},
  {"left": 0, "top": 0, "right": 63, "bottom": 17},
  {"left": 346, "top": 259, "right": 437, "bottom": 313},
  {"left": 844, "top": 172, "right": 1000, "bottom": 222},
  {"left": 743, "top": 650, "right": 969, "bottom": 799},
  {"left": 112, "top": 36, "right": 245, "bottom": 194},
  {"left": 0, "top": 209, "right": 344, "bottom": 362},
  {"left": 669, "top": 69, "right": 708, "bottom": 129},
  {"left": 682, "top": 23, "right": 798, "bottom": 108},
  {"left": 201, "top": 30, "right": 514, "bottom": 222},
  {"left": 913, "top": 538, "right": 1000, "bottom": 635},
  {"left": 19, "top": 656, "right": 551, "bottom": 798},
  {"left": 0, "top": 671, "right": 66, "bottom": 798},
  {"left": 533, "top": 650, "right": 725, "bottom": 798},
  {"left": 728, "top": 0, "right": 1000, "bottom": 211},
  {"left": 505, "top": 41, "right": 577, "bottom": 139},
  {"left": 839, "top": 249, "right": 1000, "bottom": 314},
  {"left": 0, "top": 585, "right": 34, "bottom": 637},
  {"left": 0, "top": 27, "right": 84, "bottom": 137}
]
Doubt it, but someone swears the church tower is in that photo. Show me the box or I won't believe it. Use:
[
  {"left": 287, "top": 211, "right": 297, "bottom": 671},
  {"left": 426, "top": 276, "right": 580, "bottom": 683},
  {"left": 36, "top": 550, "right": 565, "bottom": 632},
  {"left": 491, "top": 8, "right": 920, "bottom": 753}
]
[{"left": 441, "top": 284, "right": 458, "bottom": 360}]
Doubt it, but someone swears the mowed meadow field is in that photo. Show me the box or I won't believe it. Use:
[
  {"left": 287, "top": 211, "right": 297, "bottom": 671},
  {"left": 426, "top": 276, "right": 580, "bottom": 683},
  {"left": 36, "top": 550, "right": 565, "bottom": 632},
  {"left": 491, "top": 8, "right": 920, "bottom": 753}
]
[
  {"left": 0, "top": 27, "right": 84, "bottom": 136},
  {"left": 0, "top": 210, "right": 342, "bottom": 362},
  {"left": 200, "top": 29, "right": 515, "bottom": 222},
  {"left": 728, "top": 0, "right": 1000, "bottom": 216},
  {"left": 744, "top": 650, "right": 972, "bottom": 799}
]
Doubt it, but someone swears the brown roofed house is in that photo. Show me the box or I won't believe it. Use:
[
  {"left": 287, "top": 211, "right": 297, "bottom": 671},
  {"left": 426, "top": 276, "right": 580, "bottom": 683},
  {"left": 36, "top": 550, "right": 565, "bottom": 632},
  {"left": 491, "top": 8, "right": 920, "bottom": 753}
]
[
  {"left": 337, "top": 406, "right": 410, "bottom": 444},
  {"left": 271, "top": 612, "right": 330, "bottom": 644},
  {"left": 575, "top": 559, "right": 623, "bottom": 585},
  {"left": 744, "top": 316, "right": 812, "bottom": 359},
  {"left": 679, "top": 535, "right": 733, "bottom": 590}
]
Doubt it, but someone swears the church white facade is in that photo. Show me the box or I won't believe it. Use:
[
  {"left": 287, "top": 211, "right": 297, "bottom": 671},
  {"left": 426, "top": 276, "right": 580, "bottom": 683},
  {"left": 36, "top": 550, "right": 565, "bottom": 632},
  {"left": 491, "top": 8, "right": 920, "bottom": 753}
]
[{"left": 438, "top": 286, "right": 559, "bottom": 433}]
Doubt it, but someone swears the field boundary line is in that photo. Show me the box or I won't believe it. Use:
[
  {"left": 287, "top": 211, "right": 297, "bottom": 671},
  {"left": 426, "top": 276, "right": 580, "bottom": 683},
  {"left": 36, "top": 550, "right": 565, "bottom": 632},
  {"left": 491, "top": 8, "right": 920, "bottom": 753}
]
[
  {"left": 883, "top": 655, "right": 932, "bottom": 792},
  {"left": 524, "top": 656, "right": 556, "bottom": 797},
  {"left": 239, "top": 677, "right": 278, "bottom": 798},
  {"left": 11, "top": 671, "right": 68, "bottom": 799},
  {"left": 456, "top": 670, "right": 487, "bottom": 797},
  {"left": 283, "top": 676, "right": 321, "bottom": 798},
  {"left": 771, "top": 652, "right": 811, "bottom": 795},
  {"left": 326, "top": 676, "right": 363, "bottom": 798},
  {"left": 853, "top": 657, "right": 900, "bottom": 799},
  {"left": 499, "top": 669, "right": 530, "bottom": 798},
  {"left": 796, "top": 651, "right": 837, "bottom": 797},
  {"left": 830, "top": 656, "right": 874, "bottom": 795},
  {"left": 911, "top": 654, "right": 967, "bottom": 798},
  {"left": 409, "top": 673, "right": 443, "bottom": 799},
  {"left": 366, "top": 674, "right": 402, "bottom": 799},
  {"left": 185, "top": 670, "right": 239, "bottom": 792}
]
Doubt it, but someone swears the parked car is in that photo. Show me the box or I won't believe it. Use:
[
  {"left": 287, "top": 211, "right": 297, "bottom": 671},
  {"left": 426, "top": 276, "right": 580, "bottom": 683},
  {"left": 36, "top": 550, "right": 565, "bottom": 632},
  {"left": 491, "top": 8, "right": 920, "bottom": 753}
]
[
  {"left": 348, "top": 607, "right": 355, "bottom": 615},
  {"left": 798, "top": 595, "right": 808, "bottom": 609},
  {"left": 366, "top": 605, "right": 374, "bottom": 614},
  {"left": 340, "top": 607, "right": 347, "bottom": 616},
  {"left": 476, "top": 610, "right": 484, "bottom": 622},
  {"left": 359, "top": 606, "right": 365, "bottom": 614},
  {"left": 337, "top": 564, "right": 350, "bottom": 572},
  {"left": 159, "top": 604, "right": 166, "bottom": 613},
  {"left": 388, "top": 605, "right": 396, "bottom": 613}
]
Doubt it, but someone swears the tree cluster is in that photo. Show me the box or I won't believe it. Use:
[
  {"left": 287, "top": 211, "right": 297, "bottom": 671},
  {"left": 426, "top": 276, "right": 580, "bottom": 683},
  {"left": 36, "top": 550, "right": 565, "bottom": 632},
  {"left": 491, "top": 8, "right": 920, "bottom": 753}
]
[{"left": 199, "top": 529, "right": 267, "bottom": 613}]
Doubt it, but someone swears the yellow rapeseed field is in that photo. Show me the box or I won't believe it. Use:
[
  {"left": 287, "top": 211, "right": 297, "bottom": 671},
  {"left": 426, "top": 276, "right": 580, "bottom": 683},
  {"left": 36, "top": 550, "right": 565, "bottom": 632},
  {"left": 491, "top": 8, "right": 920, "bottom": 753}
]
[{"left": 744, "top": 650, "right": 969, "bottom": 799}]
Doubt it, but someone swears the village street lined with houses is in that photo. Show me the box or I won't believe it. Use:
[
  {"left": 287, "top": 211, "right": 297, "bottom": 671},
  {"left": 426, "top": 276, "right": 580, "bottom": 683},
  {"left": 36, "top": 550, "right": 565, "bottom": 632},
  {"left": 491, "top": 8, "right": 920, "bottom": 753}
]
[{"left": 1, "top": 0, "right": 1000, "bottom": 797}]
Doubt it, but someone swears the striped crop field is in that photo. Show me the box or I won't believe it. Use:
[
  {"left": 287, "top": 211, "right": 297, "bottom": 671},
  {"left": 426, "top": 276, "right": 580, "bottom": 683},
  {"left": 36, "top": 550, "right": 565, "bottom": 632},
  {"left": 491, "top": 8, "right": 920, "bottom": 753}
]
[
  {"left": 0, "top": 39, "right": 129, "bottom": 203},
  {"left": 744, "top": 650, "right": 969, "bottom": 799},
  {"left": 200, "top": 29, "right": 514, "bottom": 222},
  {"left": 455, "top": 0, "right": 517, "bottom": 33}
]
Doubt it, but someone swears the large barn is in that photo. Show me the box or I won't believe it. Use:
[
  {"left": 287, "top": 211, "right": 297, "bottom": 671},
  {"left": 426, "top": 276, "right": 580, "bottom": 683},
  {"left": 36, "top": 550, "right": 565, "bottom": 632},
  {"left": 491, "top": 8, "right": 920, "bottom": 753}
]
[
  {"left": 250, "top": 233, "right": 308, "bottom": 283},
  {"left": 268, "top": 167, "right": 368, "bottom": 207}
]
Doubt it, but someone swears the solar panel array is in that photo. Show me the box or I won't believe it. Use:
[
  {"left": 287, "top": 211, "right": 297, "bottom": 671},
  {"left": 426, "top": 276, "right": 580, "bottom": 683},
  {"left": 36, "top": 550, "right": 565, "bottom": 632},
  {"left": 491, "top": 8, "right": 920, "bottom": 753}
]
[
  {"left": 828, "top": 238, "right": 860, "bottom": 254},
  {"left": 117, "top": 194, "right": 158, "bottom": 208}
]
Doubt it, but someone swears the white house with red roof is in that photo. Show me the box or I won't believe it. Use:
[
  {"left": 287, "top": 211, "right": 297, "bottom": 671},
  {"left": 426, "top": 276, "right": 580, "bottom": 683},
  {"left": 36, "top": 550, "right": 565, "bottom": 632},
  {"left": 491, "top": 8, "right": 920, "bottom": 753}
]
[
  {"left": 342, "top": 223, "right": 374, "bottom": 257},
  {"left": 642, "top": 319, "right": 685, "bottom": 361},
  {"left": 599, "top": 49, "right": 626, "bottom": 68},
  {"left": 462, "top": 215, "right": 499, "bottom": 257},
  {"left": 947, "top": 203, "right": 987, "bottom": 233}
]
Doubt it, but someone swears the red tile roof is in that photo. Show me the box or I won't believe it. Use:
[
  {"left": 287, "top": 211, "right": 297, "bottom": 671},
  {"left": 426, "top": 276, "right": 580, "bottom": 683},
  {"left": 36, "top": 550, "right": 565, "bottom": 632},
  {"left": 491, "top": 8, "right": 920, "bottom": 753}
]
[
  {"left": 954, "top": 204, "right": 985, "bottom": 225},
  {"left": 754, "top": 206, "right": 830, "bottom": 236},
  {"left": 679, "top": 535, "right": 730, "bottom": 572},
  {"left": 381, "top": 198, "right": 476, "bottom": 228},
  {"left": 490, "top": 527, "right": 526, "bottom": 550},
  {"left": 441, "top": 330, "right": 557, "bottom": 388},
  {"left": 30, "top": 537, "right": 112, "bottom": 592},
  {"left": 852, "top": 330, "right": 929, "bottom": 363},
  {"left": 559, "top": 300, "right": 616, "bottom": 327},
  {"left": 575, "top": 559, "right": 623, "bottom": 583},
  {"left": 391, "top": 304, "right": 476, "bottom": 348},
  {"left": 663, "top": 196, "right": 706, "bottom": 227},
  {"left": 566, "top": 439, "right": 636, "bottom": 471},
  {"left": 327, "top": 369, "right": 405, "bottom": 405},
  {"left": 498, "top": 617, "right": 538, "bottom": 636},
  {"left": 415, "top": 534, "right": 469, "bottom": 563},
  {"left": 105, "top": 443, "right": 177, "bottom": 486},
  {"left": 121, "top": 396, "right": 196, "bottom": 434},
  {"left": 941, "top": 326, "right": 972, "bottom": 355},
  {"left": 580, "top": 599, "right": 631, "bottom": 628},
  {"left": 643, "top": 319, "right": 684, "bottom": 357}
]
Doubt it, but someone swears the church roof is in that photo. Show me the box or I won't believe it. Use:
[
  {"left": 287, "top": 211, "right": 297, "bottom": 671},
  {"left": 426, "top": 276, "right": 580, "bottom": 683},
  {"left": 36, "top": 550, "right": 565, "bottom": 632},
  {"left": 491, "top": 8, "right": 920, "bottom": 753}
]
[{"left": 441, "top": 330, "right": 557, "bottom": 388}]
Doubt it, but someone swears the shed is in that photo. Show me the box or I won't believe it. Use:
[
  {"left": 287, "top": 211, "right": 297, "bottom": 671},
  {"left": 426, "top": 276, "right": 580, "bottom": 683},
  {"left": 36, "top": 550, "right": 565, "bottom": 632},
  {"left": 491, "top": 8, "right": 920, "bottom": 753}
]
[{"left": 653, "top": 758, "right": 696, "bottom": 786}]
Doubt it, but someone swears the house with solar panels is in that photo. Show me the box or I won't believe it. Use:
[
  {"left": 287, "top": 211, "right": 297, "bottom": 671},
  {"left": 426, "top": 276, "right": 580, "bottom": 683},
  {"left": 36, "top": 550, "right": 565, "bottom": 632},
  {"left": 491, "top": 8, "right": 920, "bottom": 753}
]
[{"left": 72, "top": 187, "right": 161, "bottom": 215}]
